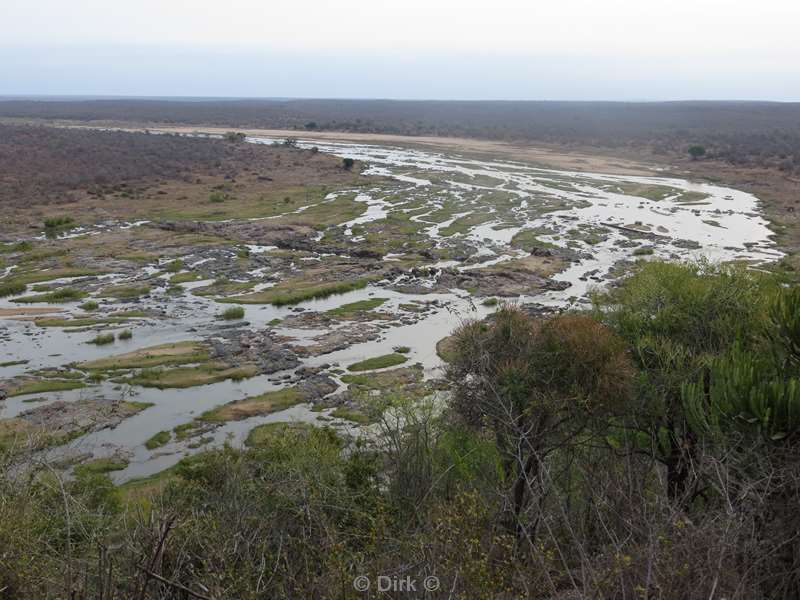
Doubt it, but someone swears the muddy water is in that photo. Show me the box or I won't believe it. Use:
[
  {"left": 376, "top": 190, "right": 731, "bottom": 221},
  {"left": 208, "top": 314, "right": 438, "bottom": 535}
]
[{"left": 0, "top": 138, "right": 781, "bottom": 481}]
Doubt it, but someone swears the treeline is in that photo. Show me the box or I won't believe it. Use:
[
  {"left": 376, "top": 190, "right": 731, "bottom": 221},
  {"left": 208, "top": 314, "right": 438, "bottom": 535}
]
[
  {"left": 0, "top": 124, "right": 298, "bottom": 207},
  {"left": 1, "top": 260, "right": 799, "bottom": 598},
  {"left": 3, "top": 99, "right": 800, "bottom": 172}
]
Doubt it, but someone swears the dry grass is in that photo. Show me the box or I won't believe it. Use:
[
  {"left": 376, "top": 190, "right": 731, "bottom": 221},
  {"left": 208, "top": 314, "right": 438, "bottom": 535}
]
[
  {"left": 201, "top": 387, "right": 304, "bottom": 422},
  {"left": 78, "top": 341, "right": 209, "bottom": 371}
]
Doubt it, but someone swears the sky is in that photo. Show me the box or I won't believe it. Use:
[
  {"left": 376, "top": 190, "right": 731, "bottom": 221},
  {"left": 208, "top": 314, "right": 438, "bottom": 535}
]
[{"left": 2, "top": 0, "right": 799, "bottom": 100}]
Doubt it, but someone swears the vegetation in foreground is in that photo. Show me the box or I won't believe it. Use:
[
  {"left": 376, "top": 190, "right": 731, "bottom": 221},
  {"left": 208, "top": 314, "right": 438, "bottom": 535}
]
[{"left": 1, "top": 261, "right": 799, "bottom": 598}]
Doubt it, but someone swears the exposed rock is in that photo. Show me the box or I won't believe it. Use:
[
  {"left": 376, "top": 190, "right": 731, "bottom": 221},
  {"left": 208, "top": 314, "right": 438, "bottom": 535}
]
[
  {"left": 19, "top": 399, "right": 147, "bottom": 439},
  {"left": 214, "top": 329, "right": 301, "bottom": 374},
  {"left": 297, "top": 374, "right": 338, "bottom": 402},
  {"left": 291, "top": 323, "right": 384, "bottom": 356},
  {"left": 155, "top": 220, "right": 316, "bottom": 246}
]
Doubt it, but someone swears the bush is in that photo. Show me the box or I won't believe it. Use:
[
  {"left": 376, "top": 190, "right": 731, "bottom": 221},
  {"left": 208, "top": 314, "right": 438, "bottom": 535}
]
[
  {"left": 688, "top": 144, "right": 706, "bottom": 159},
  {"left": 43, "top": 216, "right": 74, "bottom": 229},
  {"left": 144, "top": 431, "right": 171, "bottom": 449},
  {"left": 0, "top": 281, "right": 25, "bottom": 297},
  {"left": 220, "top": 306, "right": 245, "bottom": 320},
  {"left": 87, "top": 333, "right": 115, "bottom": 345}
]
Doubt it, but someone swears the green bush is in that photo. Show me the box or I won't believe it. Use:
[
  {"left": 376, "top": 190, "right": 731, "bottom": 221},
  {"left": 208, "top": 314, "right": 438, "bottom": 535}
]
[
  {"left": 0, "top": 281, "right": 26, "bottom": 297},
  {"left": 43, "top": 216, "right": 74, "bottom": 229},
  {"left": 87, "top": 333, "right": 115, "bottom": 345},
  {"left": 220, "top": 306, "right": 245, "bottom": 320}
]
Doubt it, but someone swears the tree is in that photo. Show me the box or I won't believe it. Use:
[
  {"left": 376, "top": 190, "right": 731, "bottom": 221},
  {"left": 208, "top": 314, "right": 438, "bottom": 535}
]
[
  {"left": 593, "top": 260, "right": 775, "bottom": 502},
  {"left": 342, "top": 157, "right": 355, "bottom": 170},
  {"left": 446, "top": 307, "right": 632, "bottom": 538},
  {"left": 688, "top": 144, "right": 706, "bottom": 160},
  {"left": 223, "top": 131, "right": 246, "bottom": 143}
]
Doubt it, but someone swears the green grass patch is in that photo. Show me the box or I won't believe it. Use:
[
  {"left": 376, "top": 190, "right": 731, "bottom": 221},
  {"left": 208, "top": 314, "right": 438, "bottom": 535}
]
[
  {"left": 33, "top": 369, "right": 84, "bottom": 380},
  {"left": 220, "top": 306, "right": 245, "bottom": 320},
  {"left": 327, "top": 297, "right": 388, "bottom": 316},
  {"left": 170, "top": 271, "right": 204, "bottom": 284},
  {"left": 88, "top": 333, "right": 115, "bottom": 345},
  {"left": 43, "top": 216, "right": 74, "bottom": 229},
  {"left": 78, "top": 341, "right": 209, "bottom": 371},
  {"left": 35, "top": 317, "right": 125, "bottom": 328},
  {"left": 245, "top": 421, "right": 316, "bottom": 447},
  {"left": 125, "top": 363, "right": 259, "bottom": 389},
  {"left": 436, "top": 336, "right": 458, "bottom": 364},
  {"left": 11, "top": 288, "right": 87, "bottom": 303},
  {"left": 347, "top": 353, "right": 408, "bottom": 372},
  {"left": 0, "top": 241, "right": 33, "bottom": 254},
  {"left": 0, "top": 282, "right": 26, "bottom": 297},
  {"left": 330, "top": 407, "right": 372, "bottom": 424},
  {"left": 144, "top": 431, "right": 171, "bottom": 450},
  {"left": 3, "top": 268, "right": 101, "bottom": 286},
  {"left": 79, "top": 300, "right": 99, "bottom": 311},
  {"left": 510, "top": 229, "right": 557, "bottom": 251},
  {"left": 74, "top": 458, "right": 129, "bottom": 477},
  {"left": 192, "top": 279, "right": 256, "bottom": 297},
  {"left": 162, "top": 259, "right": 184, "bottom": 273},
  {"left": 200, "top": 387, "right": 304, "bottom": 422},
  {"left": 222, "top": 277, "right": 373, "bottom": 306},
  {"left": 7, "top": 379, "right": 87, "bottom": 398},
  {"left": 0, "top": 360, "right": 29, "bottom": 367},
  {"left": 118, "top": 329, "right": 133, "bottom": 340}
]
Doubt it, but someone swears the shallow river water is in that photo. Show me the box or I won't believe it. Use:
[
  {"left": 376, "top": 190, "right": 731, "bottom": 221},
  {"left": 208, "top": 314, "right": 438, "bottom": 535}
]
[{"left": 0, "top": 137, "right": 781, "bottom": 481}]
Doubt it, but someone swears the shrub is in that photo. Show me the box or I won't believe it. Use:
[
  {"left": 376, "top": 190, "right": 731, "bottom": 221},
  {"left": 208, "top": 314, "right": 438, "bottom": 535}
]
[
  {"left": 87, "top": 333, "right": 115, "bottom": 345},
  {"left": 347, "top": 353, "right": 408, "bottom": 372},
  {"left": 43, "top": 216, "right": 74, "bottom": 229},
  {"left": 162, "top": 259, "right": 183, "bottom": 273},
  {"left": 447, "top": 306, "right": 633, "bottom": 531},
  {"left": 688, "top": 144, "right": 706, "bottom": 160},
  {"left": 0, "top": 281, "right": 25, "bottom": 297},
  {"left": 144, "top": 431, "right": 171, "bottom": 449},
  {"left": 594, "top": 260, "right": 777, "bottom": 501},
  {"left": 220, "top": 306, "right": 245, "bottom": 320}
]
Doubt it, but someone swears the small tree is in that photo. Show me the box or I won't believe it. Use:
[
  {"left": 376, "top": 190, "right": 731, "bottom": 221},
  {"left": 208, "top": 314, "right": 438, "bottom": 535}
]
[
  {"left": 446, "top": 307, "right": 632, "bottom": 537},
  {"left": 688, "top": 145, "right": 706, "bottom": 160},
  {"left": 223, "top": 131, "right": 246, "bottom": 143},
  {"left": 342, "top": 157, "right": 355, "bottom": 170}
]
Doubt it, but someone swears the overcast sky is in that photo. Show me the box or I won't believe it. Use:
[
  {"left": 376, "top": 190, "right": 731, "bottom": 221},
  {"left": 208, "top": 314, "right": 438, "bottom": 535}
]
[{"left": 2, "top": 0, "right": 799, "bottom": 100}]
